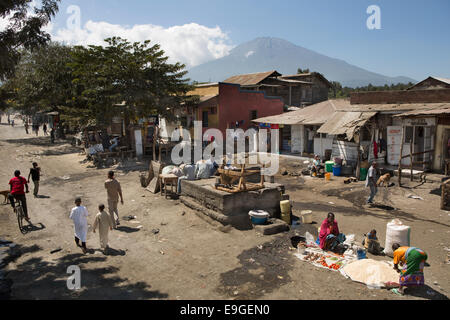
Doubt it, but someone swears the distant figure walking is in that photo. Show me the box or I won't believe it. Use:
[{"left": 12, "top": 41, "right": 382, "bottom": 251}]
[
  {"left": 93, "top": 204, "right": 114, "bottom": 253},
  {"left": 43, "top": 123, "right": 48, "bottom": 135},
  {"left": 69, "top": 197, "right": 89, "bottom": 254},
  {"left": 11, "top": 119, "right": 14, "bottom": 127},
  {"left": 28, "top": 162, "right": 41, "bottom": 197},
  {"left": 104, "top": 171, "right": 124, "bottom": 228},
  {"left": 50, "top": 128, "right": 55, "bottom": 144},
  {"left": 366, "top": 161, "right": 379, "bottom": 204},
  {"left": 24, "top": 122, "right": 29, "bottom": 134}
]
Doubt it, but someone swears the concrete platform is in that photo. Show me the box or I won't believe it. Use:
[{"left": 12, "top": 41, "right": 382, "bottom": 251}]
[
  {"left": 253, "top": 218, "right": 290, "bottom": 235},
  {"left": 180, "top": 178, "right": 284, "bottom": 230}
]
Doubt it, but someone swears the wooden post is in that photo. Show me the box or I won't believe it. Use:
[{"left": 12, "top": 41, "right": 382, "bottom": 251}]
[
  {"left": 398, "top": 126, "right": 405, "bottom": 186},
  {"left": 356, "top": 133, "right": 361, "bottom": 180},
  {"left": 410, "top": 142, "right": 413, "bottom": 182}
]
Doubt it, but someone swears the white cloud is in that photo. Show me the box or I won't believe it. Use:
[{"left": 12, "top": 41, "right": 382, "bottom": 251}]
[
  {"left": 51, "top": 21, "right": 234, "bottom": 68},
  {"left": 245, "top": 50, "right": 255, "bottom": 58}
]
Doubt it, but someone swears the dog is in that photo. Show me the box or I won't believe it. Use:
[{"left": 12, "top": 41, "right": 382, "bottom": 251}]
[
  {"left": 0, "top": 190, "right": 10, "bottom": 204},
  {"left": 377, "top": 173, "right": 391, "bottom": 187}
]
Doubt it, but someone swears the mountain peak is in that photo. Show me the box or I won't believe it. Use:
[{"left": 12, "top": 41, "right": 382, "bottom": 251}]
[{"left": 188, "top": 37, "right": 416, "bottom": 87}]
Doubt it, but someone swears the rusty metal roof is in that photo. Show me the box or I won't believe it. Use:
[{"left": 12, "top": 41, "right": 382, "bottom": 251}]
[
  {"left": 318, "top": 111, "right": 377, "bottom": 140},
  {"left": 252, "top": 99, "right": 345, "bottom": 125},
  {"left": 393, "top": 104, "right": 450, "bottom": 117},
  {"left": 339, "top": 102, "right": 450, "bottom": 113},
  {"left": 223, "top": 70, "right": 281, "bottom": 86}
]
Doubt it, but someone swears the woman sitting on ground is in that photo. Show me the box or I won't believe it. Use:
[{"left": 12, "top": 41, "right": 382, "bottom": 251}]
[
  {"left": 391, "top": 243, "right": 428, "bottom": 295},
  {"left": 319, "top": 212, "right": 346, "bottom": 254}
]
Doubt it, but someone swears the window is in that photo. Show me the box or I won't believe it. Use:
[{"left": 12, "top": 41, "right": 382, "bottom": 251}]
[
  {"left": 250, "top": 110, "right": 258, "bottom": 120},
  {"left": 210, "top": 107, "right": 217, "bottom": 115},
  {"left": 202, "top": 111, "right": 208, "bottom": 128},
  {"left": 405, "top": 126, "right": 413, "bottom": 143}
]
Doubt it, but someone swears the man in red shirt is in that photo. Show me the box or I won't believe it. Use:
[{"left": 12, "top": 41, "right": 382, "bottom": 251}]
[{"left": 8, "top": 170, "right": 30, "bottom": 221}]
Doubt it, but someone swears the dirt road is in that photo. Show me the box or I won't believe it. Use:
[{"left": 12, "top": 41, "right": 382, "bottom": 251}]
[{"left": 0, "top": 119, "right": 449, "bottom": 300}]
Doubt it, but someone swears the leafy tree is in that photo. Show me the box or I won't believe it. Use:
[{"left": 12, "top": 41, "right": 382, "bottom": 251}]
[
  {"left": 3, "top": 42, "right": 75, "bottom": 115},
  {"left": 69, "top": 37, "right": 195, "bottom": 126},
  {"left": 297, "top": 67, "right": 310, "bottom": 74},
  {"left": 0, "top": 0, "right": 60, "bottom": 80},
  {"left": 328, "top": 81, "right": 415, "bottom": 99}
]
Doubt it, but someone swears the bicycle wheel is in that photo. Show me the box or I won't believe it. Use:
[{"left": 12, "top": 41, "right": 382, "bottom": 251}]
[{"left": 16, "top": 206, "right": 25, "bottom": 234}]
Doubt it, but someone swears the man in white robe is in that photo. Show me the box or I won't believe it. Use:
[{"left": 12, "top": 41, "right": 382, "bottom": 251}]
[
  {"left": 69, "top": 197, "right": 89, "bottom": 253},
  {"left": 93, "top": 204, "right": 113, "bottom": 253}
]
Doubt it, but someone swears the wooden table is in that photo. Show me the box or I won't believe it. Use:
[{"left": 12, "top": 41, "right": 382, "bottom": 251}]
[{"left": 159, "top": 174, "right": 179, "bottom": 198}]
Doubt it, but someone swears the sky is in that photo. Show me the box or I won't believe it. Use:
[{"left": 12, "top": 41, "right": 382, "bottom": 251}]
[{"left": 3, "top": 0, "right": 450, "bottom": 81}]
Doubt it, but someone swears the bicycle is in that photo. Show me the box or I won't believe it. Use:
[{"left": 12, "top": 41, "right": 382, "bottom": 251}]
[{"left": 13, "top": 200, "right": 27, "bottom": 235}]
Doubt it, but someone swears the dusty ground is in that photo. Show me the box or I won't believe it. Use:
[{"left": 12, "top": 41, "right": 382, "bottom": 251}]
[{"left": 0, "top": 118, "right": 449, "bottom": 300}]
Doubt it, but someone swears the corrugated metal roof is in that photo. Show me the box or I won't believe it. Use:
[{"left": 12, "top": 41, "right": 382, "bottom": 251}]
[
  {"left": 393, "top": 105, "right": 450, "bottom": 117},
  {"left": 252, "top": 99, "right": 344, "bottom": 125},
  {"left": 338, "top": 102, "right": 450, "bottom": 112},
  {"left": 199, "top": 95, "right": 218, "bottom": 103},
  {"left": 318, "top": 111, "right": 377, "bottom": 140},
  {"left": 432, "top": 77, "right": 450, "bottom": 84},
  {"left": 223, "top": 70, "right": 281, "bottom": 86}
]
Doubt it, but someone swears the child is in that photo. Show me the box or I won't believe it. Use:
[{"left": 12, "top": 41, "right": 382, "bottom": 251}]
[
  {"left": 69, "top": 197, "right": 89, "bottom": 254},
  {"left": 362, "top": 229, "right": 383, "bottom": 255},
  {"left": 93, "top": 204, "right": 113, "bottom": 253}
]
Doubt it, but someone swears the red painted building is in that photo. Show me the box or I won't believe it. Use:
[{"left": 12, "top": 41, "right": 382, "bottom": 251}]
[{"left": 213, "top": 82, "right": 284, "bottom": 135}]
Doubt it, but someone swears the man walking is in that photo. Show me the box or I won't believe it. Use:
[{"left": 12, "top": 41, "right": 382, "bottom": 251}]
[
  {"left": 104, "top": 171, "right": 124, "bottom": 228},
  {"left": 69, "top": 197, "right": 89, "bottom": 254},
  {"left": 43, "top": 123, "right": 48, "bottom": 135},
  {"left": 366, "top": 161, "right": 378, "bottom": 204},
  {"left": 28, "top": 162, "right": 41, "bottom": 197},
  {"left": 8, "top": 170, "right": 30, "bottom": 222}
]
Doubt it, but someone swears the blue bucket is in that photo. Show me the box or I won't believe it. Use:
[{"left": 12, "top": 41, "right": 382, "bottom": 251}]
[
  {"left": 249, "top": 210, "right": 269, "bottom": 225},
  {"left": 357, "top": 248, "right": 367, "bottom": 259},
  {"left": 251, "top": 216, "right": 268, "bottom": 225},
  {"left": 332, "top": 165, "right": 342, "bottom": 177}
]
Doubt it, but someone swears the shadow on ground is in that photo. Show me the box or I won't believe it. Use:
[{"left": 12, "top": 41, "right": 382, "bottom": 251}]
[
  {"left": 3, "top": 243, "right": 168, "bottom": 300},
  {"left": 216, "top": 232, "right": 298, "bottom": 299}
]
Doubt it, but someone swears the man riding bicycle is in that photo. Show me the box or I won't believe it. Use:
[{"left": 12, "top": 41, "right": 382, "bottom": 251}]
[{"left": 8, "top": 170, "right": 30, "bottom": 222}]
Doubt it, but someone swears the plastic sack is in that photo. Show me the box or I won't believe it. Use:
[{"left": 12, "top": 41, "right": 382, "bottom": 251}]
[
  {"left": 305, "top": 232, "right": 316, "bottom": 246},
  {"left": 162, "top": 165, "right": 176, "bottom": 175},
  {"left": 195, "top": 161, "right": 213, "bottom": 179},
  {"left": 344, "top": 234, "right": 355, "bottom": 246},
  {"left": 383, "top": 219, "right": 411, "bottom": 257}
]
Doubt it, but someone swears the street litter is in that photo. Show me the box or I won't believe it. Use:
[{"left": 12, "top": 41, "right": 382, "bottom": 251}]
[
  {"left": 407, "top": 195, "right": 423, "bottom": 200},
  {"left": 151, "top": 229, "right": 160, "bottom": 234},
  {"left": 50, "top": 248, "right": 62, "bottom": 254},
  {"left": 60, "top": 176, "right": 71, "bottom": 180},
  {"left": 123, "top": 215, "right": 137, "bottom": 221},
  {"left": 129, "top": 220, "right": 141, "bottom": 224},
  {"left": 136, "top": 225, "right": 143, "bottom": 229},
  {"left": 159, "top": 250, "right": 165, "bottom": 255}
]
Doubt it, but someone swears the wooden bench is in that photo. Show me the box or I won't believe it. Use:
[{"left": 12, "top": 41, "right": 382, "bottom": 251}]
[{"left": 159, "top": 174, "right": 179, "bottom": 199}]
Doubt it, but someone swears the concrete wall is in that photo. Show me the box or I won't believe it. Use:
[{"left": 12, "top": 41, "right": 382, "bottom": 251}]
[
  {"left": 291, "top": 125, "right": 303, "bottom": 153},
  {"left": 351, "top": 89, "right": 450, "bottom": 104},
  {"left": 314, "top": 135, "right": 334, "bottom": 158}
]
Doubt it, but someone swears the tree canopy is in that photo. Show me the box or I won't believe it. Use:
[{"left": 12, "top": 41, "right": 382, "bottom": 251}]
[
  {"left": 328, "top": 81, "right": 415, "bottom": 99},
  {"left": 2, "top": 37, "right": 196, "bottom": 126},
  {"left": 0, "top": 0, "right": 60, "bottom": 81},
  {"left": 68, "top": 37, "right": 195, "bottom": 125}
]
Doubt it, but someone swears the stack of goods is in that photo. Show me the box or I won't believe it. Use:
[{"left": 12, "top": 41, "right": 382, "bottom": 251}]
[{"left": 295, "top": 247, "right": 357, "bottom": 272}]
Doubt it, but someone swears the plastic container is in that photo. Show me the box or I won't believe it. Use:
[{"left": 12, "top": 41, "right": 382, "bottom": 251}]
[
  {"left": 325, "top": 173, "right": 331, "bottom": 181},
  {"left": 325, "top": 161, "right": 334, "bottom": 173},
  {"left": 360, "top": 167, "right": 368, "bottom": 181},
  {"left": 280, "top": 200, "right": 291, "bottom": 224},
  {"left": 301, "top": 210, "right": 313, "bottom": 224},
  {"left": 357, "top": 248, "right": 367, "bottom": 260},
  {"left": 383, "top": 219, "right": 411, "bottom": 257},
  {"left": 249, "top": 210, "right": 269, "bottom": 225},
  {"left": 332, "top": 165, "right": 342, "bottom": 176}
]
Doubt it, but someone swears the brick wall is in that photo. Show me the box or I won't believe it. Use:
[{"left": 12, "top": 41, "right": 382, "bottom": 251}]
[{"left": 350, "top": 89, "right": 450, "bottom": 104}]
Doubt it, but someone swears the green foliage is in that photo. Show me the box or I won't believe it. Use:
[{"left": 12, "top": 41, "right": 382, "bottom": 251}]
[
  {"left": 328, "top": 81, "right": 415, "bottom": 99},
  {"left": 68, "top": 37, "right": 194, "bottom": 126},
  {"left": 297, "top": 67, "right": 310, "bottom": 74},
  {"left": 0, "top": 0, "right": 60, "bottom": 80}
]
